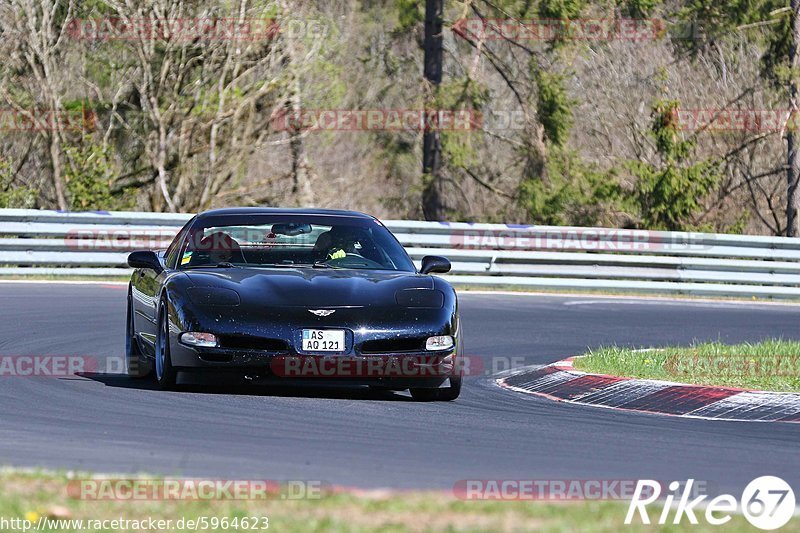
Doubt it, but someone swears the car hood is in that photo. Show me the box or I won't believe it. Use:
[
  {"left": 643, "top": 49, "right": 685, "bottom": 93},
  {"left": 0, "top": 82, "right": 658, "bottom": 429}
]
[{"left": 181, "top": 267, "right": 434, "bottom": 308}]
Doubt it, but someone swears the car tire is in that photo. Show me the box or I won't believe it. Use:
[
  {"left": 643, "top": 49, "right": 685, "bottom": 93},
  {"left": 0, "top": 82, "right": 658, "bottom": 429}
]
[
  {"left": 410, "top": 375, "right": 462, "bottom": 402},
  {"left": 126, "top": 288, "right": 152, "bottom": 378},
  {"left": 155, "top": 298, "right": 178, "bottom": 390}
]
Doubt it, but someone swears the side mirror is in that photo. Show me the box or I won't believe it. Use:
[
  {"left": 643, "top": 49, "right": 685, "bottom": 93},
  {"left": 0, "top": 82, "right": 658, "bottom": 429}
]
[
  {"left": 128, "top": 250, "right": 163, "bottom": 273},
  {"left": 420, "top": 255, "right": 451, "bottom": 275}
]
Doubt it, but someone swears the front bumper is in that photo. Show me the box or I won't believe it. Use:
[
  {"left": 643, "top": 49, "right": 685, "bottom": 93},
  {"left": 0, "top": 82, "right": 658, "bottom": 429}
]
[
  {"left": 169, "top": 344, "right": 458, "bottom": 389},
  {"left": 166, "top": 303, "right": 460, "bottom": 388}
]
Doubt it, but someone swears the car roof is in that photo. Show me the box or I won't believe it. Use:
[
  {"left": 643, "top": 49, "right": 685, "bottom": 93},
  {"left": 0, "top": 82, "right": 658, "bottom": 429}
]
[{"left": 195, "top": 207, "right": 377, "bottom": 220}]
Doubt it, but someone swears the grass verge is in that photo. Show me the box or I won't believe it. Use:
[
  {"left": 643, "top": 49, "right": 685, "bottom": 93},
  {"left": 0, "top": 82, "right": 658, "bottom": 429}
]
[
  {"left": 0, "top": 470, "right": 757, "bottom": 532},
  {"left": 0, "top": 275, "right": 130, "bottom": 283},
  {"left": 574, "top": 339, "right": 800, "bottom": 392}
]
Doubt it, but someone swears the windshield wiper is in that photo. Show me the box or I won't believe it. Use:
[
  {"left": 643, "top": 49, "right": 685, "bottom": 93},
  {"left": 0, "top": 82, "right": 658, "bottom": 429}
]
[
  {"left": 242, "top": 262, "right": 341, "bottom": 269},
  {"left": 183, "top": 262, "right": 239, "bottom": 269},
  {"left": 257, "top": 263, "right": 305, "bottom": 268},
  {"left": 245, "top": 263, "right": 315, "bottom": 269},
  {"left": 262, "top": 261, "right": 338, "bottom": 269}
]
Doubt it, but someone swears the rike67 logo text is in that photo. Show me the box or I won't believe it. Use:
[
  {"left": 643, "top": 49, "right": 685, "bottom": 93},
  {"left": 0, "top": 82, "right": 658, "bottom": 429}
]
[{"left": 626, "top": 477, "right": 795, "bottom": 530}]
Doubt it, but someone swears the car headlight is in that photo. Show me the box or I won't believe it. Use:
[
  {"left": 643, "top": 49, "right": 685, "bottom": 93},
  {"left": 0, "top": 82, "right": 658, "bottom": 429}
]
[
  {"left": 187, "top": 287, "right": 240, "bottom": 306},
  {"left": 396, "top": 289, "right": 444, "bottom": 308},
  {"left": 180, "top": 332, "right": 218, "bottom": 347},
  {"left": 426, "top": 335, "right": 454, "bottom": 351}
]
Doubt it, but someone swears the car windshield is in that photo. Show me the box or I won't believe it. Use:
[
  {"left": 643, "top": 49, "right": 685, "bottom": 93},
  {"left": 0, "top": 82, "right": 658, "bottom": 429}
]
[{"left": 178, "top": 214, "right": 415, "bottom": 272}]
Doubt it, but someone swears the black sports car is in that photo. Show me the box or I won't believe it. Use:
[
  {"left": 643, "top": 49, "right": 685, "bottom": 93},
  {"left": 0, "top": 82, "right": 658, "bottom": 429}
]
[{"left": 126, "top": 208, "right": 462, "bottom": 401}]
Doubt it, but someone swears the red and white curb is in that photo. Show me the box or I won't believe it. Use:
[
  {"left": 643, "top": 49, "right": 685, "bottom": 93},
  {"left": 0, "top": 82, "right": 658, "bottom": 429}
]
[{"left": 497, "top": 358, "right": 800, "bottom": 423}]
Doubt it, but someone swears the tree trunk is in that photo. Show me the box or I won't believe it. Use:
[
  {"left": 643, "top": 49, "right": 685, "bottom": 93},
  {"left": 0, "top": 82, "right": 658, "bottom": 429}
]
[
  {"left": 157, "top": 129, "right": 177, "bottom": 213},
  {"left": 787, "top": 0, "right": 800, "bottom": 236},
  {"left": 49, "top": 131, "right": 67, "bottom": 211},
  {"left": 288, "top": 77, "right": 313, "bottom": 207},
  {"left": 422, "top": 0, "right": 445, "bottom": 221}
]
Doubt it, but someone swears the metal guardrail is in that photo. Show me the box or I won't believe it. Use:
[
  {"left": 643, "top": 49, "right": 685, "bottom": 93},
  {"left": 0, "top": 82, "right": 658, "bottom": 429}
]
[{"left": 1, "top": 209, "right": 800, "bottom": 298}]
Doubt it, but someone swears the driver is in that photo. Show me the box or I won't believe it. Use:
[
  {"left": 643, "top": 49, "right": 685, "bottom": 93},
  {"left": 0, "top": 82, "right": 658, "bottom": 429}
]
[
  {"left": 314, "top": 228, "right": 363, "bottom": 261},
  {"left": 194, "top": 232, "right": 242, "bottom": 264}
]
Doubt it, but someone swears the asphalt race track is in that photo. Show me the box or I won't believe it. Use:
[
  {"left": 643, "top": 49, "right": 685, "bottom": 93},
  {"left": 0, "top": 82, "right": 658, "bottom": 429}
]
[{"left": 1, "top": 282, "right": 799, "bottom": 496}]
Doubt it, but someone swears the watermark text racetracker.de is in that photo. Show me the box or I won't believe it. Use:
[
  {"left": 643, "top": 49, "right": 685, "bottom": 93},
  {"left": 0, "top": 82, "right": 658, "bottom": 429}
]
[
  {"left": 0, "top": 516, "right": 269, "bottom": 532},
  {"left": 0, "top": 108, "right": 96, "bottom": 132},
  {"left": 68, "top": 478, "right": 327, "bottom": 501},
  {"left": 269, "top": 108, "right": 524, "bottom": 132},
  {"left": 454, "top": 479, "right": 709, "bottom": 501},
  {"left": 664, "top": 355, "right": 800, "bottom": 379},
  {"left": 449, "top": 227, "right": 711, "bottom": 252},
  {"left": 59, "top": 226, "right": 709, "bottom": 254},
  {"left": 0, "top": 354, "right": 528, "bottom": 379},
  {"left": 672, "top": 108, "right": 800, "bottom": 133},
  {"left": 269, "top": 354, "right": 526, "bottom": 379},
  {"left": 452, "top": 18, "right": 665, "bottom": 42},
  {"left": 0, "top": 356, "right": 101, "bottom": 377},
  {"left": 65, "top": 228, "right": 177, "bottom": 251},
  {"left": 65, "top": 17, "right": 328, "bottom": 41}
]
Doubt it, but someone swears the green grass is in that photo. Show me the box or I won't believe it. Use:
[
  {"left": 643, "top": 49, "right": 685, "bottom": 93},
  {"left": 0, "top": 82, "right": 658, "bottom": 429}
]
[
  {"left": 0, "top": 470, "right": 759, "bottom": 532},
  {"left": 574, "top": 339, "right": 800, "bottom": 392},
  {"left": 0, "top": 275, "right": 130, "bottom": 282}
]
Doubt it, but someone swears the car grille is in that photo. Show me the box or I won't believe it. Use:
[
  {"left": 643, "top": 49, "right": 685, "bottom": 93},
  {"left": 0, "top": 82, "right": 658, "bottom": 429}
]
[
  {"left": 359, "top": 337, "right": 426, "bottom": 354},
  {"left": 218, "top": 335, "right": 289, "bottom": 352}
]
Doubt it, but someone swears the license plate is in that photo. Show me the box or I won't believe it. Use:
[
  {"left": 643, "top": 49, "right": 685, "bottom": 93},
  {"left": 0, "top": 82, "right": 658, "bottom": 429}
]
[{"left": 301, "top": 329, "right": 345, "bottom": 352}]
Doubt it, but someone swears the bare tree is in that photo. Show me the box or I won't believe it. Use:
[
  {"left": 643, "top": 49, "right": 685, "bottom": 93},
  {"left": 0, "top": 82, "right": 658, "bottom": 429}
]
[
  {"left": 0, "top": 0, "right": 76, "bottom": 210},
  {"left": 787, "top": 0, "right": 800, "bottom": 235},
  {"left": 100, "top": 0, "right": 288, "bottom": 212}
]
